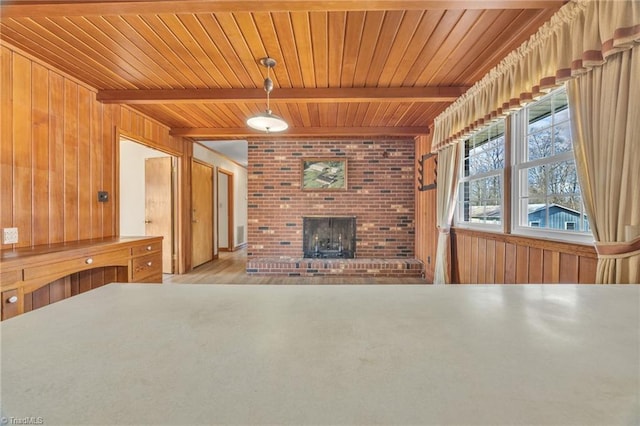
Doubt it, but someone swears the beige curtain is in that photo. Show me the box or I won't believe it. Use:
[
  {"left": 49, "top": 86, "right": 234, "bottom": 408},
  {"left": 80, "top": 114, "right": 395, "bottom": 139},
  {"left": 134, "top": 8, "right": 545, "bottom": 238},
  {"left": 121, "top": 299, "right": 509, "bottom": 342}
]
[
  {"left": 433, "top": 144, "right": 460, "bottom": 285},
  {"left": 432, "top": 0, "right": 640, "bottom": 153},
  {"left": 567, "top": 46, "right": 640, "bottom": 283}
]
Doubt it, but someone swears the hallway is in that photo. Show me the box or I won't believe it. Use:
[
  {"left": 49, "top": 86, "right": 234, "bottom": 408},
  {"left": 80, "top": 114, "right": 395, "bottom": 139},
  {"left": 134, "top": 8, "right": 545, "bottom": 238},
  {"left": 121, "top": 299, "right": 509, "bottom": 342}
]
[{"left": 163, "top": 249, "right": 428, "bottom": 285}]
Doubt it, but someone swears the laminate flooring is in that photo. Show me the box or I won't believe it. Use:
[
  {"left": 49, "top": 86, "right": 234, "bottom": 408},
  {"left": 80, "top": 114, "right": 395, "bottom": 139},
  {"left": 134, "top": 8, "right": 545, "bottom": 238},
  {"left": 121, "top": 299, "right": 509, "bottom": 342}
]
[{"left": 163, "top": 248, "right": 428, "bottom": 285}]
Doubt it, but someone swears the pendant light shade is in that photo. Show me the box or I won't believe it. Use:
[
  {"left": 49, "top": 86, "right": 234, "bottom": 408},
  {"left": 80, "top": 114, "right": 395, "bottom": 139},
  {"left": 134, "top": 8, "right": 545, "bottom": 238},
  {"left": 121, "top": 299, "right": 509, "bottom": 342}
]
[
  {"left": 247, "top": 57, "right": 288, "bottom": 133},
  {"left": 247, "top": 110, "right": 288, "bottom": 132}
]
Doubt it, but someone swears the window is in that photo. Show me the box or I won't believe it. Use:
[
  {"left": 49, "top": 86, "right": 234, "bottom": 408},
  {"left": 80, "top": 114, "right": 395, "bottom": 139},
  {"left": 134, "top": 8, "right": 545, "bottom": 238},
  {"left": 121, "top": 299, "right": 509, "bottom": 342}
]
[
  {"left": 457, "top": 121, "right": 505, "bottom": 228},
  {"left": 453, "top": 87, "right": 592, "bottom": 243},
  {"left": 512, "top": 88, "right": 590, "bottom": 241}
]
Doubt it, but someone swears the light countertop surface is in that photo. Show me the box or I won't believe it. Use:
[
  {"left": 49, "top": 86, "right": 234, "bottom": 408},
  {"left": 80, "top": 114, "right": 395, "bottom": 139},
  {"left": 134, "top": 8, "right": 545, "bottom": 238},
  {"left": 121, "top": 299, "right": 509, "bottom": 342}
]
[{"left": 1, "top": 284, "right": 639, "bottom": 425}]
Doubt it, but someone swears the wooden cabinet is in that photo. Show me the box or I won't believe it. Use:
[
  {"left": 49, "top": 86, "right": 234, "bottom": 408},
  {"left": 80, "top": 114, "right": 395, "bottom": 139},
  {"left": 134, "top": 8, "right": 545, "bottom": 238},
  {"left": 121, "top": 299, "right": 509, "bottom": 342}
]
[{"left": 0, "top": 237, "right": 162, "bottom": 320}]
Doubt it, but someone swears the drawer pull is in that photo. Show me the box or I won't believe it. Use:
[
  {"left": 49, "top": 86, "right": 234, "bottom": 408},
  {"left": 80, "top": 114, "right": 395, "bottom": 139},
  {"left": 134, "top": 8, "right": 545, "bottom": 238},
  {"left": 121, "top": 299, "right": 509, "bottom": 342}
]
[
  {"left": 146, "top": 245, "right": 152, "bottom": 251},
  {"left": 85, "top": 258, "right": 94, "bottom": 265},
  {"left": 146, "top": 261, "right": 153, "bottom": 267},
  {"left": 7, "top": 295, "right": 18, "bottom": 304}
]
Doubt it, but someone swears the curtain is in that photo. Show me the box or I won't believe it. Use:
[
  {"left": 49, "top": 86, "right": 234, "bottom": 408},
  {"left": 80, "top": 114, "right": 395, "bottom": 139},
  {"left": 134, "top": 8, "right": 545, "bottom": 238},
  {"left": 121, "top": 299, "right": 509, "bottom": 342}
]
[
  {"left": 432, "top": 0, "right": 640, "bottom": 153},
  {"left": 433, "top": 144, "right": 460, "bottom": 285},
  {"left": 566, "top": 46, "right": 640, "bottom": 283}
]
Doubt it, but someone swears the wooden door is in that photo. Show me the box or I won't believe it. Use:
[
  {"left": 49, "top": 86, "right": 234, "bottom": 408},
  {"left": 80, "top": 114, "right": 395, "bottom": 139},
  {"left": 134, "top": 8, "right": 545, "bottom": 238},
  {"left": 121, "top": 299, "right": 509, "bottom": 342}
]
[
  {"left": 191, "top": 161, "right": 214, "bottom": 268},
  {"left": 145, "top": 157, "right": 174, "bottom": 274}
]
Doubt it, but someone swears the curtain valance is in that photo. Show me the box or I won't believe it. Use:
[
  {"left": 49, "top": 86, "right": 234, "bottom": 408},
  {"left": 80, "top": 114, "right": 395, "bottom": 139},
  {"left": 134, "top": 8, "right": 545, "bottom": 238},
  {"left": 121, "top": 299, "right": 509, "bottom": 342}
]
[{"left": 431, "top": 0, "right": 640, "bottom": 152}]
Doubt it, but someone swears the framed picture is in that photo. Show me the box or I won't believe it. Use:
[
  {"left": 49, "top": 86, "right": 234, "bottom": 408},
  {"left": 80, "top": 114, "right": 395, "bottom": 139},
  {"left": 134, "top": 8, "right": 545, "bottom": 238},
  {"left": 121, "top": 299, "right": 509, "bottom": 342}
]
[{"left": 301, "top": 158, "right": 348, "bottom": 191}]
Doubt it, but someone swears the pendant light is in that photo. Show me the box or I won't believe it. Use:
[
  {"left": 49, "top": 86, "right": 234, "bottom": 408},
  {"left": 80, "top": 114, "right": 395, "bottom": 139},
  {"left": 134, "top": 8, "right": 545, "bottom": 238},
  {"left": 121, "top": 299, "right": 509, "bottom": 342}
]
[{"left": 246, "top": 57, "right": 288, "bottom": 133}]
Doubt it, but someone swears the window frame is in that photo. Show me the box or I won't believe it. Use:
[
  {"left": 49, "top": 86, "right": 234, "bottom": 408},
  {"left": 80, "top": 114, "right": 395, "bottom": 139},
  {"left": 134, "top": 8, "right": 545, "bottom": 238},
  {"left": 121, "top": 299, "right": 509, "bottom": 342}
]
[
  {"left": 454, "top": 120, "right": 506, "bottom": 233},
  {"left": 452, "top": 86, "right": 594, "bottom": 245},
  {"left": 510, "top": 88, "right": 593, "bottom": 244}
]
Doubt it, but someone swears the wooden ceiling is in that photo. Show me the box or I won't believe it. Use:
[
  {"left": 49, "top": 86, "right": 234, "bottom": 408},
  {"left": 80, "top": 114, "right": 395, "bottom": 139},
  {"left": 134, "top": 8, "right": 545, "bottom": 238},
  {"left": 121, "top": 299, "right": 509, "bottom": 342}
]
[{"left": 0, "top": 1, "right": 564, "bottom": 139}]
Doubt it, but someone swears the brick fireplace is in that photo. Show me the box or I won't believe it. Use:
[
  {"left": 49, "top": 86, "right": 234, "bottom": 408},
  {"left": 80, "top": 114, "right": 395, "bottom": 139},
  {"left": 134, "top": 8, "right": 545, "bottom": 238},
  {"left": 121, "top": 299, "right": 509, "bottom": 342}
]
[
  {"left": 303, "top": 216, "right": 356, "bottom": 259},
  {"left": 246, "top": 138, "right": 422, "bottom": 277}
]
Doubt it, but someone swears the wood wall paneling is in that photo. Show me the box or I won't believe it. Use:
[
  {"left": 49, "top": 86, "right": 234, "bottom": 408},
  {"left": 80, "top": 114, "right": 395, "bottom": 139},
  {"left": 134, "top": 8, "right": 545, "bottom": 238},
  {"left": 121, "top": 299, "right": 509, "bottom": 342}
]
[
  {"left": 414, "top": 134, "right": 437, "bottom": 282},
  {"left": 1, "top": 47, "right": 14, "bottom": 247},
  {"left": 13, "top": 53, "right": 33, "bottom": 246},
  {"left": 494, "top": 240, "right": 505, "bottom": 284},
  {"left": 528, "top": 247, "right": 543, "bottom": 283},
  {"left": 578, "top": 257, "right": 597, "bottom": 284},
  {"left": 451, "top": 229, "right": 597, "bottom": 284},
  {"left": 32, "top": 62, "right": 50, "bottom": 245},
  {"left": 559, "top": 252, "right": 579, "bottom": 284},
  {"left": 1, "top": 45, "right": 189, "bottom": 276},
  {"left": 485, "top": 239, "right": 495, "bottom": 284},
  {"left": 49, "top": 71, "right": 65, "bottom": 244},
  {"left": 63, "top": 78, "right": 80, "bottom": 242},
  {"left": 515, "top": 245, "right": 529, "bottom": 284}
]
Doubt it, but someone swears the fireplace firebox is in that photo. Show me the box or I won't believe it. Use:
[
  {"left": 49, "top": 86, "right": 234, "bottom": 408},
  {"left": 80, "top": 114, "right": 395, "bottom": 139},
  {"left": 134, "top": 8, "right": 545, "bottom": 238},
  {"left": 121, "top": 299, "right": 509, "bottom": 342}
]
[{"left": 303, "top": 216, "right": 356, "bottom": 259}]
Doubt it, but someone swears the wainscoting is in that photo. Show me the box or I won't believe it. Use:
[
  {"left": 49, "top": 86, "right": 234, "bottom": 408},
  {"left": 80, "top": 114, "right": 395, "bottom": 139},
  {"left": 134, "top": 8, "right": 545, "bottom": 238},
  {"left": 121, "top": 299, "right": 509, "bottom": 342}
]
[{"left": 451, "top": 228, "right": 597, "bottom": 284}]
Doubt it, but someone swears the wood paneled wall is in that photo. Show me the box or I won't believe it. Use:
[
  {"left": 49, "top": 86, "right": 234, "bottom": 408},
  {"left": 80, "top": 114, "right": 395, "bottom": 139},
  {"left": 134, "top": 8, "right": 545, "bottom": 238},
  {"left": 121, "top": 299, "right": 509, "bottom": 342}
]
[
  {"left": 0, "top": 44, "right": 189, "bottom": 261},
  {"left": 414, "top": 134, "right": 438, "bottom": 282},
  {"left": 451, "top": 228, "right": 597, "bottom": 284}
]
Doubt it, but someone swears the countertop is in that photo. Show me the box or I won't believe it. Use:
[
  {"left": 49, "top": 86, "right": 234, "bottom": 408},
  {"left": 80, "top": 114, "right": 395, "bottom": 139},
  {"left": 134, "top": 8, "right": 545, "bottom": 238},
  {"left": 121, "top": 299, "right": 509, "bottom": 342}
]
[{"left": 1, "top": 284, "right": 638, "bottom": 425}]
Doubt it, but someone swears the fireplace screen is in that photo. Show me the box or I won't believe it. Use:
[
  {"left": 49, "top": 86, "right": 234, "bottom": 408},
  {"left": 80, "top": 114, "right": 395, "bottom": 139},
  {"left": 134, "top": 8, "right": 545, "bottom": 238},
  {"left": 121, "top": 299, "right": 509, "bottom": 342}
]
[{"left": 303, "top": 216, "right": 356, "bottom": 259}]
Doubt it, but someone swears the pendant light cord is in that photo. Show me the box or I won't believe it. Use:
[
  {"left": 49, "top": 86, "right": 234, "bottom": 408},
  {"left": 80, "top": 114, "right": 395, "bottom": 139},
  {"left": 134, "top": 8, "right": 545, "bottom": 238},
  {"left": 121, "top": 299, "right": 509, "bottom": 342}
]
[{"left": 265, "top": 64, "right": 271, "bottom": 112}]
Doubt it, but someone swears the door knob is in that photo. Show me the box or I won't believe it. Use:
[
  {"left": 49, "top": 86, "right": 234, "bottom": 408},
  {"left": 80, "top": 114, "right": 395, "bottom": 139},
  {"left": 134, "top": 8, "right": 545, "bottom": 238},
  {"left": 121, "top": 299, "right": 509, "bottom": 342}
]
[
  {"left": 144, "top": 220, "right": 152, "bottom": 224},
  {"left": 7, "top": 295, "right": 18, "bottom": 304}
]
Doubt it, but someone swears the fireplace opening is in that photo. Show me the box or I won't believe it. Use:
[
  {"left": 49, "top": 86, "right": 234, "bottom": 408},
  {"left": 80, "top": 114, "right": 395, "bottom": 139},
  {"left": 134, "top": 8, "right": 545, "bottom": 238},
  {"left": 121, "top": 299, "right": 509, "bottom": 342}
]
[{"left": 303, "top": 216, "right": 356, "bottom": 259}]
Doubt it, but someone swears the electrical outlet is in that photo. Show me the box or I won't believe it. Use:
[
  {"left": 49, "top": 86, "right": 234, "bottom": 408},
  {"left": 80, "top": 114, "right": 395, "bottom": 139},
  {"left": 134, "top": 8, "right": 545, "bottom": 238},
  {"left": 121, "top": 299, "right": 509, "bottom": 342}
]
[{"left": 3, "top": 227, "right": 18, "bottom": 244}]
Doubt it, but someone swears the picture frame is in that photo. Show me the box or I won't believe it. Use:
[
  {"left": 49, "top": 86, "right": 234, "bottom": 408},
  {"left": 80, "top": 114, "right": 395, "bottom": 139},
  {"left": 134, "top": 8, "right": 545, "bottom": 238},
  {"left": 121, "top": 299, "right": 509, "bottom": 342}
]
[{"left": 301, "top": 158, "right": 348, "bottom": 191}]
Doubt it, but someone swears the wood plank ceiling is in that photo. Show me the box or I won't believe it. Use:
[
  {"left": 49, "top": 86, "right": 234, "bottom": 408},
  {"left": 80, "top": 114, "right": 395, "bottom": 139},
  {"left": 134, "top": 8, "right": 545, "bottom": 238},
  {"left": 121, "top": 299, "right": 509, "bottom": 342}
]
[{"left": 0, "top": 1, "right": 564, "bottom": 139}]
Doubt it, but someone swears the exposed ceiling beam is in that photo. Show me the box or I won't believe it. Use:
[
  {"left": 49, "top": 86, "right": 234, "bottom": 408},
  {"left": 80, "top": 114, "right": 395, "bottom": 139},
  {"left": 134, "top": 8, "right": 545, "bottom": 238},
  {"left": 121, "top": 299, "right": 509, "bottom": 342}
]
[
  {"left": 170, "top": 126, "right": 429, "bottom": 138},
  {"left": 0, "top": 1, "right": 567, "bottom": 18},
  {"left": 97, "top": 87, "right": 469, "bottom": 104}
]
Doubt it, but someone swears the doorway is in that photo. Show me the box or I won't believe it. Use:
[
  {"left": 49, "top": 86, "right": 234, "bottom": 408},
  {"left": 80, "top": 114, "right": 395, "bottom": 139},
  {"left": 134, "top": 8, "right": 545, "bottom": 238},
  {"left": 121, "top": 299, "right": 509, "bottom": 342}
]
[
  {"left": 217, "top": 169, "right": 234, "bottom": 251},
  {"left": 119, "top": 137, "right": 177, "bottom": 274}
]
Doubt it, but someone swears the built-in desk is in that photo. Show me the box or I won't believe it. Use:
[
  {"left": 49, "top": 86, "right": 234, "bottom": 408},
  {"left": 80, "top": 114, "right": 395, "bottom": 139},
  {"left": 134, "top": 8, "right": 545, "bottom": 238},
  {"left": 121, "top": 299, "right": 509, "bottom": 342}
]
[{"left": 0, "top": 236, "right": 162, "bottom": 320}]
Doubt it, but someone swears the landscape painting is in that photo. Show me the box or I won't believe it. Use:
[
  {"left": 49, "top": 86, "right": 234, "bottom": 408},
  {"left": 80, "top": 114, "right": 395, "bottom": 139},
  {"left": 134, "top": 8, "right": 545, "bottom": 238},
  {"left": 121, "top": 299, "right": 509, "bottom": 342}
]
[{"left": 301, "top": 158, "right": 347, "bottom": 190}]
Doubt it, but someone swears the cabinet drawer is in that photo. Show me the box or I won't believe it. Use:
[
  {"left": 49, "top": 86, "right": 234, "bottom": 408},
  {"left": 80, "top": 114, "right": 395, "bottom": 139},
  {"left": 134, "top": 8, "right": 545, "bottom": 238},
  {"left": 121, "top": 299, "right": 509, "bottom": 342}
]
[
  {"left": 132, "top": 252, "right": 162, "bottom": 281},
  {"left": 131, "top": 241, "right": 162, "bottom": 256},
  {"left": 1, "top": 269, "right": 21, "bottom": 289},
  {"left": 23, "top": 248, "right": 131, "bottom": 282},
  {"left": 2, "top": 289, "right": 20, "bottom": 320}
]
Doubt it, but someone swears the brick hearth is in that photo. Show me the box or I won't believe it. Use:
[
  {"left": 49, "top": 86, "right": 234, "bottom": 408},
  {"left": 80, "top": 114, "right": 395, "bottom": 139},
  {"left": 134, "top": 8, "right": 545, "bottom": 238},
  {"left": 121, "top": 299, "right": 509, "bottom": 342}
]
[{"left": 247, "top": 258, "right": 424, "bottom": 277}]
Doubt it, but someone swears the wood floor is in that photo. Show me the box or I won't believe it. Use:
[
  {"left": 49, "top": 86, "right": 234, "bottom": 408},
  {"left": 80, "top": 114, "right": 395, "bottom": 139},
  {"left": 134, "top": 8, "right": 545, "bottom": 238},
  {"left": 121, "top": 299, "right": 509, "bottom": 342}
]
[{"left": 163, "top": 249, "right": 428, "bottom": 285}]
